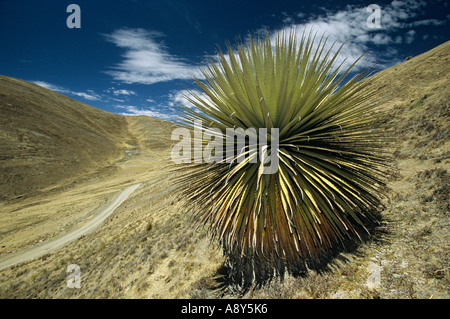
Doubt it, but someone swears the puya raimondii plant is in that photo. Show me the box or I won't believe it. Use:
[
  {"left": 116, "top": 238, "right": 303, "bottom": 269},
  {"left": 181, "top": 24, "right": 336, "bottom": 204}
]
[{"left": 171, "top": 29, "right": 389, "bottom": 289}]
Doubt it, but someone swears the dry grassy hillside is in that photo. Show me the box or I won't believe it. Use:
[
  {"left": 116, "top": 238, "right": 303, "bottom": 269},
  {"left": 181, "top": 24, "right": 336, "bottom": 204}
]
[
  {"left": 245, "top": 41, "right": 449, "bottom": 298},
  {"left": 0, "top": 75, "right": 132, "bottom": 201},
  {"left": 0, "top": 41, "right": 448, "bottom": 299}
]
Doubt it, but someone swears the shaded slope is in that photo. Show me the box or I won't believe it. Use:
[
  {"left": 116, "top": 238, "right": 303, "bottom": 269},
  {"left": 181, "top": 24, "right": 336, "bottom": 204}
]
[{"left": 0, "top": 75, "right": 132, "bottom": 201}]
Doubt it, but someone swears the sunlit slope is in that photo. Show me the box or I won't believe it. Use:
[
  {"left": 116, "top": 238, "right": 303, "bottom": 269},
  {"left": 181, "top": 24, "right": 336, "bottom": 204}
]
[{"left": 365, "top": 40, "right": 449, "bottom": 106}]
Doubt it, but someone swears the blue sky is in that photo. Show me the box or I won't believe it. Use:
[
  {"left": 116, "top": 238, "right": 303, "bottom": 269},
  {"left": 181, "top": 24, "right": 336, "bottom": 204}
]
[{"left": 0, "top": 0, "right": 448, "bottom": 119}]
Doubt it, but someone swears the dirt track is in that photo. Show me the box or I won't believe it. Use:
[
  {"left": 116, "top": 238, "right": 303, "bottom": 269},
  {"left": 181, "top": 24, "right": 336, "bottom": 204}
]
[{"left": 0, "top": 183, "right": 141, "bottom": 271}]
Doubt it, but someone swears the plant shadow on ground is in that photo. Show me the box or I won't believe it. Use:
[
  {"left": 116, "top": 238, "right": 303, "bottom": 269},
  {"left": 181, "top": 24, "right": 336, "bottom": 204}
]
[{"left": 211, "top": 206, "right": 390, "bottom": 297}]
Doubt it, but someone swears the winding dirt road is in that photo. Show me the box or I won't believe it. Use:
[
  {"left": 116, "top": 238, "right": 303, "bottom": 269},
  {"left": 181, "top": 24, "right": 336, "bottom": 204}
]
[{"left": 0, "top": 183, "right": 141, "bottom": 271}]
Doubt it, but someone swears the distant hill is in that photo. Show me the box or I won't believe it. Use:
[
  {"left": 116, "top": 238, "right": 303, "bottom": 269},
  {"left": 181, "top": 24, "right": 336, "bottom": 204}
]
[{"left": 0, "top": 75, "right": 134, "bottom": 201}]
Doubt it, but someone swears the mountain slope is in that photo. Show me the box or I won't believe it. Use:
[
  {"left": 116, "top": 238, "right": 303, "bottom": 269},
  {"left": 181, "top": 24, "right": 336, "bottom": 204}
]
[
  {"left": 0, "top": 75, "right": 133, "bottom": 201},
  {"left": 245, "top": 40, "right": 450, "bottom": 298},
  {"left": 365, "top": 40, "right": 449, "bottom": 105}
]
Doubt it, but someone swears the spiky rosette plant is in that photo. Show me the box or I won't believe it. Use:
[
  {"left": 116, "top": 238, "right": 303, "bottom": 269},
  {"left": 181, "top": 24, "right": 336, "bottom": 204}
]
[{"left": 171, "top": 30, "right": 389, "bottom": 288}]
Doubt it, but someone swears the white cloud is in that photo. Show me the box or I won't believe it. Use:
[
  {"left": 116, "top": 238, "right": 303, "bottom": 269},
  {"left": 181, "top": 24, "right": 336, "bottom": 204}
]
[
  {"left": 31, "top": 81, "right": 101, "bottom": 101},
  {"left": 116, "top": 104, "right": 171, "bottom": 119},
  {"left": 111, "top": 89, "right": 136, "bottom": 96},
  {"left": 104, "top": 28, "right": 203, "bottom": 85},
  {"left": 31, "top": 81, "right": 65, "bottom": 92},
  {"left": 406, "top": 19, "right": 447, "bottom": 27},
  {"left": 102, "top": 1, "right": 445, "bottom": 88},
  {"left": 71, "top": 91, "right": 102, "bottom": 101},
  {"left": 266, "top": 0, "right": 447, "bottom": 71},
  {"left": 405, "top": 30, "right": 416, "bottom": 44},
  {"left": 168, "top": 90, "right": 192, "bottom": 107},
  {"left": 168, "top": 89, "right": 213, "bottom": 112}
]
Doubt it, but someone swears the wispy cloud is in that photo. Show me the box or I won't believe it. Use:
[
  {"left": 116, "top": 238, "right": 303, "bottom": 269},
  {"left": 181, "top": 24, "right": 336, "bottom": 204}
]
[
  {"left": 31, "top": 81, "right": 102, "bottom": 101},
  {"left": 109, "top": 88, "right": 136, "bottom": 96},
  {"left": 404, "top": 30, "right": 416, "bottom": 44},
  {"left": 168, "top": 89, "right": 198, "bottom": 109},
  {"left": 71, "top": 90, "right": 102, "bottom": 101},
  {"left": 168, "top": 89, "right": 216, "bottom": 113},
  {"left": 99, "top": 1, "right": 447, "bottom": 116},
  {"left": 269, "top": 0, "right": 448, "bottom": 71},
  {"left": 115, "top": 89, "right": 208, "bottom": 119},
  {"left": 103, "top": 28, "right": 203, "bottom": 85},
  {"left": 115, "top": 104, "right": 171, "bottom": 119},
  {"left": 31, "top": 81, "right": 65, "bottom": 92}
]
